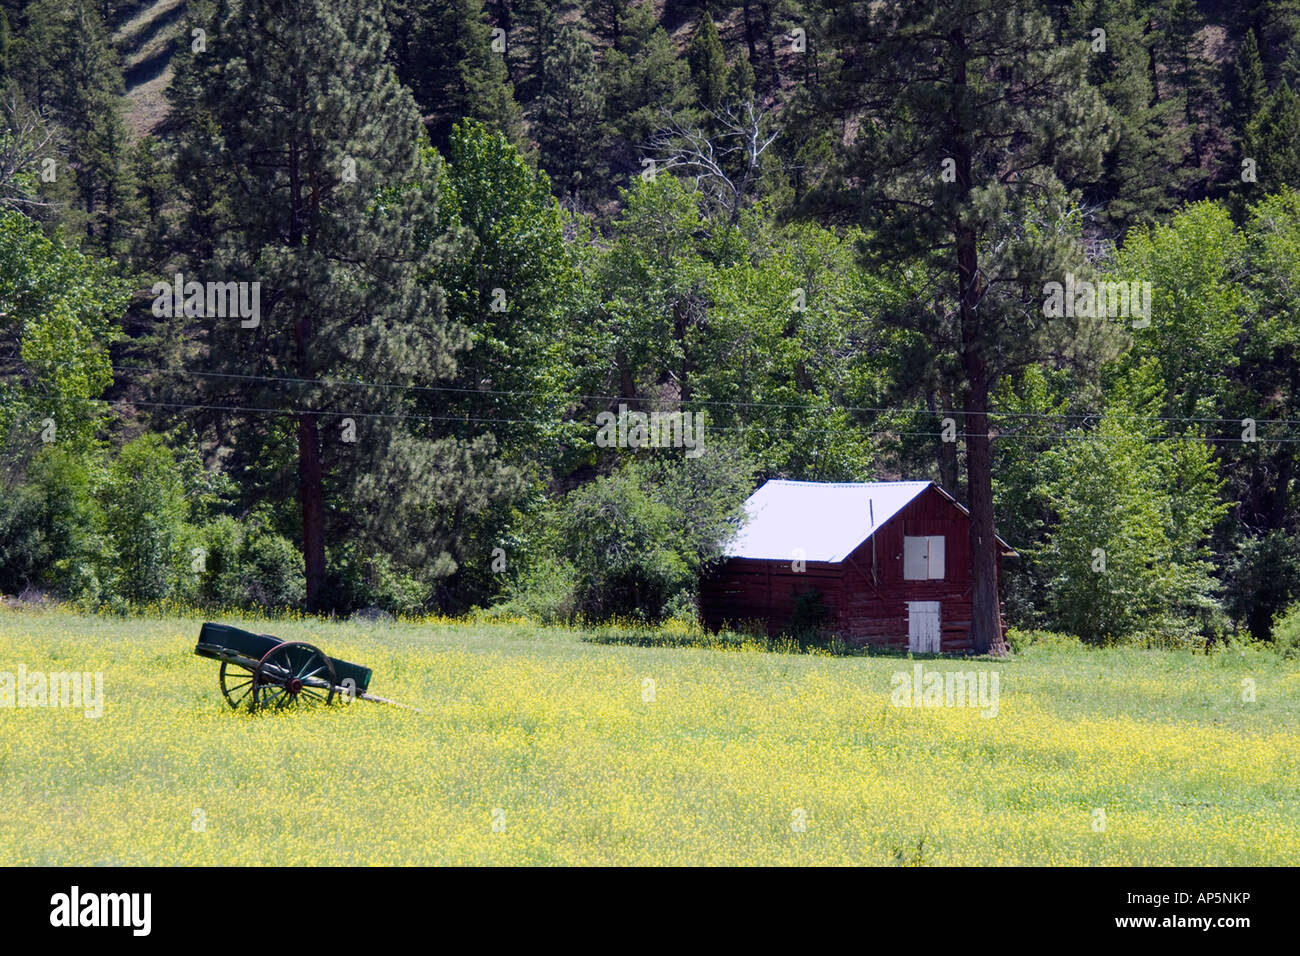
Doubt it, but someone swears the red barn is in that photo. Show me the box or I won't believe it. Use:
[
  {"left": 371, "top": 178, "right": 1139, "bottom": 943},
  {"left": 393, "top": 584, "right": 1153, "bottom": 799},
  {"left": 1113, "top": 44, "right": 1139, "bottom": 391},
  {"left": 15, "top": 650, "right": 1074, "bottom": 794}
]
[{"left": 700, "top": 480, "right": 1014, "bottom": 652}]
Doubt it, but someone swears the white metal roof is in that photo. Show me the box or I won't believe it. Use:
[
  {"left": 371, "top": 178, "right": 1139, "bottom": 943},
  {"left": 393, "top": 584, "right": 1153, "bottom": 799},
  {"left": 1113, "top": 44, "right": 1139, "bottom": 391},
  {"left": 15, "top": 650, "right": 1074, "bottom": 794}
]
[{"left": 724, "top": 479, "right": 935, "bottom": 562}]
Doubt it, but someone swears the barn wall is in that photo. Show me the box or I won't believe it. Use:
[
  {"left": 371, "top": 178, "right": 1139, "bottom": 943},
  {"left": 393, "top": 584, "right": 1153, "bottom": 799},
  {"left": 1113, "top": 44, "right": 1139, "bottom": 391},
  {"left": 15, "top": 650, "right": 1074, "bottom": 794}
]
[
  {"left": 700, "top": 485, "right": 1008, "bottom": 652},
  {"left": 699, "top": 558, "right": 844, "bottom": 636}
]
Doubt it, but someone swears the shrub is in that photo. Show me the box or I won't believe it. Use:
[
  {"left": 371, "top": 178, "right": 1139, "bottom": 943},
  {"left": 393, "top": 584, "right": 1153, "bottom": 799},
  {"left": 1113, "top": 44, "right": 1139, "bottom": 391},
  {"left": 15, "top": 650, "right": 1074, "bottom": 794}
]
[
  {"left": 98, "top": 435, "right": 188, "bottom": 603},
  {"left": 327, "top": 543, "right": 429, "bottom": 617},
  {"left": 242, "top": 530, "right": 307, "bottom": 609},
  {"left": 557, "top": 468, "right": 691, "bottom": 622},
  {"left": 1272, "top": 603, "right": 1300, "bottom": 659},
  {"left": 489, "top": 554, "right": 577, "bottom": 624},
  {"left": 551, "top": 445, "right": 754, "bottom": 623},
  {"left": 1006, "top": 627, "right": 1083, "bottom": 653},
  {"left": 0, "top": 446, "right": 104, "bottom": 601}
]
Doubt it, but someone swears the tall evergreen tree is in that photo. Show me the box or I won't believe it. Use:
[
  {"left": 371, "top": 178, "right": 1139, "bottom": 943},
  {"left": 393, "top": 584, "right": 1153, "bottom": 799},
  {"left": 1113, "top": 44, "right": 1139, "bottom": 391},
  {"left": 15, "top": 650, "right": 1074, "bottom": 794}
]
[
  {"left": 1234, "top": 27, "right": 1268, "bottom": 127},
  {"left": 810, "top": 0, "right": 1119, "bottom": 654},
  {"left": 1245, "top": 80, "right": 1300, "bottom": 192},
  {"left": 602, "top": 0, "right": 694, "bottom": 169},
  {"left": 384, "top": 0, "right": 525, "bottom": 152},
  {"left": 687, "top": 15, "right": 727, "bottom": 110},
  {"left": 1155, "top": 0, "right": 1227, "bottom": 195},
  {"left": 536, "top": 24, "right": 605, "bottom": 193},
  {"left": 1070, "top": 0, "right": 1189, "bottom": 233},
  {"left": 1230, "top": 0, "right": 1300, "bottom": 89},
  {"left": 0, "top": 10, "right": 11, "bottom": 82},
  {"left": 166, "top": 0, "right": 516, "bottom": 611},
  {"left": 511, "top": 0, "right": 565, "bottom": 103},
  {"left": 16, "top": 0, "right": 134, "bottom": 258}
]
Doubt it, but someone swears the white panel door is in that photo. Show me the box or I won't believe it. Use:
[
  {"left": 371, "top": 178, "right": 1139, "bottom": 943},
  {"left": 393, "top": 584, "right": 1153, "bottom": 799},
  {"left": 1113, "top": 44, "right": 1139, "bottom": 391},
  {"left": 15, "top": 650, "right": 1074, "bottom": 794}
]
[
  {"left": 907, "top": 601, "right": 941, "bottom": 653},
  {"left": 903, "top": 536, "right": 929, "bottom": 579},
  {"left": 926, "top": 535, "right": 945, "bottom": 579}
]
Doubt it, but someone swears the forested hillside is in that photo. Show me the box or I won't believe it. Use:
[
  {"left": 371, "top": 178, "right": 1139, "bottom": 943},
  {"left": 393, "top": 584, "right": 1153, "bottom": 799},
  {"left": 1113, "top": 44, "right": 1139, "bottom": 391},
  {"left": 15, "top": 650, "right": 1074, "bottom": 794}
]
[{"left": 3, "top": 0, "right": 1300, "bottom": 650}]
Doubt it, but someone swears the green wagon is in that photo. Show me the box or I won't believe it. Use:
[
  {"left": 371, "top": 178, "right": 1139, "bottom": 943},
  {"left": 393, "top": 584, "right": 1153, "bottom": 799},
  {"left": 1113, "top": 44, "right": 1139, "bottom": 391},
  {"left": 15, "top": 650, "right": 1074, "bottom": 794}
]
[{"left": 194, "top": 622, "right": 395, "bottom": 712}]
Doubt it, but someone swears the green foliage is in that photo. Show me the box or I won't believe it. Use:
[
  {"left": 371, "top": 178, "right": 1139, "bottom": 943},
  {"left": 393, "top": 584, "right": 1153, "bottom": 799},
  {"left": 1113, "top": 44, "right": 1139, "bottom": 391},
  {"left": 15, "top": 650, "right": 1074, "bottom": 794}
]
[
  {"left": 192, "top": 516, "right": 306, "bottom": 610},
  {"left": 97, "top": 435, "right": 188, "bottom": 604},
  {"left": 601, "top": 0, "right": 694, "bottom": 164},
  {"left": 9, "top": 0, "right": 1300, "bottom": 653},
  {"left": 1272, "top": 600, "right": 1300, "bottom": 657},
  {"left": 536, "top": 24, "right": 605, "bottom": 193},
  {"left": 554, "top": 445, "right": 754, "bottom": 622},
  {"left": 1244, "top": 81, "right": 1300, "bottom": 195},
  {"left": 687, "top": 15, "right": 726, "bottom": 110},
  {"left": 384, "top": 0, "right": 525, "bottom": 152},
  {"left": 437, "top": 120, "right": 575, "bottom": 452},
  {"left": 489, "top": 553, "right": 577, "bottom": 624},
  {"left": 14, "top": 0, "right": 135, "bottom": 258},
  {"left": 326, "top": 541, "right": 445, "bottom": 617},
  {"left": 1070, "top": 0, "right": 1191, "bottom": 230},
  {"left": 1032, "top": 378, "right": 1229, "bottom": 644},
  {"left": 1005, "top": 627, "right": 1083, "bottom": 654},
  {"left": 0, "top": 207, "right": 128, "bottom": 450},
  {"left": 558, "top": 468, "right": 690, "bottom": 622},
  {"left": 166, "top": 0, "right": 520, "bottom": 611},
  {"left": 586, "top": 177, "right": 894, "bottom": 478},
  {"left": 1226, "top": 530, "right": 1300, "bottom": 641},
  {"left": 1234, "top": 28, "right": 1269, "bottom": 126},
  {"left": 0, "top": 444, "right": 103, "bottom": 598},
  {"left": 1112, "top": 200, "right": 1247, "bottom": 420}
]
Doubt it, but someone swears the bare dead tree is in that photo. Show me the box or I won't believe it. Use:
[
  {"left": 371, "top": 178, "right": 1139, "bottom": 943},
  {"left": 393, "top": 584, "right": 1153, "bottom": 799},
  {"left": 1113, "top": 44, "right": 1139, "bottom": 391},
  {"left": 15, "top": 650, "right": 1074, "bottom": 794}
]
[
  {"left": 647, "top": 100, "right": 780, "bottom": 224},
  {"left": 0, "top": 91, "right": 61, "bottom": 211}
]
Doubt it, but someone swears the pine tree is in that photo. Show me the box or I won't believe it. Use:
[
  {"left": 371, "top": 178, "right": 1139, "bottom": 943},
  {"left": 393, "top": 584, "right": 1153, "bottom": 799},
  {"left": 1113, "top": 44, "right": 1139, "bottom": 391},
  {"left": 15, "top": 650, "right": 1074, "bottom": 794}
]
[
  {"left": 0, "top": 11, "right": 11, "bottom": 83},
  {"left": 811, "top": 0, "right": 1121, "bottom": 654},
  {"left": 126, "top": 135, "right": 172, "bottom": 268},
  {"left": 585, "top": 0, "right": 627, "bottom": 48},
  {"left": 1245, "top": 80, "right": 1300, "bottom": 191},
  {"left": 384, "top": 0, "right": 525, "bottom": 152},
  {"left": 1234, "top": 28, "right": 1268, "bottom": 127},
  {"left": 1071, "top": 0, "right": 1190, "bottom": 232},
  {"left": 166, "top": 0, "right": 514, "bottom": 611},
  {"left": 687, "top": 15, "right": 727, "bottom": 110},
  {"left": 725, "top": 50, "right": 756, "bottom": 103},
  {"left": 737, "top": 0, "right": 784, "bottom": 95},
  {"left": 512, "top": 0, "right": 564, "bottom": 104},
  {"left": 602, "top": 0, "right": 693, "bottom": 158},
  {"left": 536, "top": 24, "right": 605, "bottom": 194},
  {"left": 1231, "top": 0, "right": 1300, "bottom": 89},
  {"left": 15, "top": 0, "right": 135, "bottom": 258}
]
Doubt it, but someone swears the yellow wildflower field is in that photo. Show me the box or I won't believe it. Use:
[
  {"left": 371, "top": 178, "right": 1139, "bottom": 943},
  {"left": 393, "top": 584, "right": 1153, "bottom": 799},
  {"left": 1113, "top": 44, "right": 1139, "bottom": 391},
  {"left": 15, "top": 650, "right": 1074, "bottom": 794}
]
[{"left": 1, "top": 608, "right": 1296, "bottom": 865}]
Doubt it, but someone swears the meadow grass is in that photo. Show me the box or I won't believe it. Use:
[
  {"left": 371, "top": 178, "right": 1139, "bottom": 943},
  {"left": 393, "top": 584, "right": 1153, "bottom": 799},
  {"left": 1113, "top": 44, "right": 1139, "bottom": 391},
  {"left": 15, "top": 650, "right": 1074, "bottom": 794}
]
[{"left": 1, "top": 606, "right": 1296, "bottom": 865}]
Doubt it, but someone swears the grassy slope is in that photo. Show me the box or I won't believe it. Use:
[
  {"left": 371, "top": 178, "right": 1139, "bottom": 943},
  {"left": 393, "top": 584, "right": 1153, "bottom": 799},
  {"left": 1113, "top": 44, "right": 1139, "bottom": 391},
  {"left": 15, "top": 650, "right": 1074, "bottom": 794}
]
[
  {"left": 112, "top": 0, "right": 187, "bottom": 138},
  {"left": 0, "top": 608, "right": 1297, "bottom": 865}
]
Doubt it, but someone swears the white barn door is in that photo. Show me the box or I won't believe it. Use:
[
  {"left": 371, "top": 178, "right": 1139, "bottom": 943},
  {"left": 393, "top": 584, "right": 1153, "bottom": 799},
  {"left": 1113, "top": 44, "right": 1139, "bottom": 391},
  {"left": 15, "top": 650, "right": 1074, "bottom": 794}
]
[{"left": 907, "top": 601, "right": 941, "bottom": 653}]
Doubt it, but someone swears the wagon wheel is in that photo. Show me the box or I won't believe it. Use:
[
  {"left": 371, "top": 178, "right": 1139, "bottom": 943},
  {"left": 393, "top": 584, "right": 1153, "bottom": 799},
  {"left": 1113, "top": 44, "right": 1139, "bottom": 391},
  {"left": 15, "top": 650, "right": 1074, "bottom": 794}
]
[
  {"left": 251, "top": 641, "right": 337, "bottom": 712},
  {"left": 218, "top": 659, "right": 258, "bottom": 711}
]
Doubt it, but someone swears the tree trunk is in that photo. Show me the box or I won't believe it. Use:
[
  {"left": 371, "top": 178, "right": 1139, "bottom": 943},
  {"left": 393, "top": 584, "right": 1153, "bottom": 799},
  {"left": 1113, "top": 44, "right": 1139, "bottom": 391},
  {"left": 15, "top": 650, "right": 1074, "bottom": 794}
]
[
  {"left": 958, "top": 254, "right": 1005, "bottom": 655},
  {"left": 963, "top": 376, "right": 1006, "bottom": 656},
  {"left": 741, "top": 0, "right": 759, "bottom": 70},
  {"left": 294, "top": 296, "right": 327, "bottom": 611},
  {"left": 957, "top": 224, "right": 1005, "bottom": 655},
  {"left": 946, "top": 25, "right": 1005, "bottom": 657},
  {"left": 931, "top": 388, "right": 960, "bottom": 496},
  {"left": 284, "top": 133, "right": 327, "bottom": 611},
  {"left": 297, "top": 409, "right": 327, "bottom": 611}
]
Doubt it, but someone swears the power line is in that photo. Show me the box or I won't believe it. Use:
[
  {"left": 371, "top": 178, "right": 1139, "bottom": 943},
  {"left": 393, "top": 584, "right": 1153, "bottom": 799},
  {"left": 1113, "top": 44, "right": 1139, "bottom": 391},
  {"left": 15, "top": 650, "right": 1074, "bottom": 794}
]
[
  {"left": 19, "top": 395, "right": 1300, "bottom": 444},
  {"left": 105, "top": 363, "right": 1300, "bottom": 427}
]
